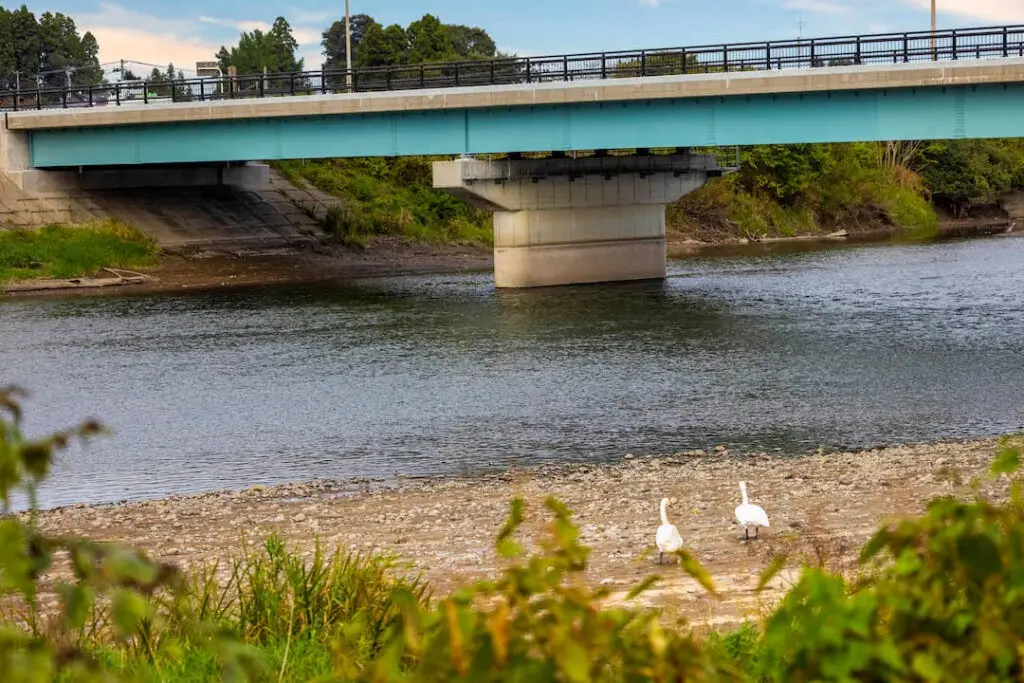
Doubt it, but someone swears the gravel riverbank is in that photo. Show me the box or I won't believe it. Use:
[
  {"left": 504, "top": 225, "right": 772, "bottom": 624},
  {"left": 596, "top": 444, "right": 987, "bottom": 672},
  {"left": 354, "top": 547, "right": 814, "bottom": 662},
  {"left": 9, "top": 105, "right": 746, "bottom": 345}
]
[{"left": 31, "top": 438, "right": 1004, "bottom": 628}]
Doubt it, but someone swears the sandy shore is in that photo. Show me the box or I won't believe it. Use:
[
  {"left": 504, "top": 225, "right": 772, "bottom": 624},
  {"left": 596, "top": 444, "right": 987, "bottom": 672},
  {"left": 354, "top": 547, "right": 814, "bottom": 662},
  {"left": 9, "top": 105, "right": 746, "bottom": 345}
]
[{"left": 30, "top": 438, "right": 1005, "bottom": 628}]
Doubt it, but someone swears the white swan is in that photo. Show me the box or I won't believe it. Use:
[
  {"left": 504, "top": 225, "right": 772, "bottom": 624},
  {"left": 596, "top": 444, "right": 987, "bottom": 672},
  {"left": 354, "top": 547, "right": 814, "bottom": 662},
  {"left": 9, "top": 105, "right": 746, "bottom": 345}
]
[
  {"left": 655, "top": 497, "right": 684, "bottom": 563},
  {"left": 735, "top": 481, "right": 770, "bottom": 539}
]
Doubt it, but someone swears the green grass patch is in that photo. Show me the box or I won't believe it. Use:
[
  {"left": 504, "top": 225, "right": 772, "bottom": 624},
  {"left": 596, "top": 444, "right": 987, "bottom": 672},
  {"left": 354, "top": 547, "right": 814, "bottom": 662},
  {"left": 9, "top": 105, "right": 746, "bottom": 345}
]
[
  {"left": 0, "top": 220, "right": 159, "bottom": 284},
  {"left": 273, "top": 158, "right": 492, "bottom": 248}
]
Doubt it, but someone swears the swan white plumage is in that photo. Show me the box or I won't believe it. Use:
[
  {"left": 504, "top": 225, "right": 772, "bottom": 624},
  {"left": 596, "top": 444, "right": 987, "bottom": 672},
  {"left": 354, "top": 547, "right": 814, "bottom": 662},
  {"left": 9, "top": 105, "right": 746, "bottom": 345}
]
[
  {"left": 735, "top": 481, "right": 770, "bottom": 540},
  {"left": 655, "top": 497, "right": 684, "bottom": 563}
]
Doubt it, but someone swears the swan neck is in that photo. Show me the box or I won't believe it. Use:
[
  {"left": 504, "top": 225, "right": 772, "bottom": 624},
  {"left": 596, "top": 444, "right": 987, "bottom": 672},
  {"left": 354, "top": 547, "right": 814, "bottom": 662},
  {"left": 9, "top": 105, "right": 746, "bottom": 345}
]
[
  {"left": 740, "top": 483, "right": 749, "bottom": 505},
  {"left": 660, "top": 499, "right": 670, "bottom": 526}
]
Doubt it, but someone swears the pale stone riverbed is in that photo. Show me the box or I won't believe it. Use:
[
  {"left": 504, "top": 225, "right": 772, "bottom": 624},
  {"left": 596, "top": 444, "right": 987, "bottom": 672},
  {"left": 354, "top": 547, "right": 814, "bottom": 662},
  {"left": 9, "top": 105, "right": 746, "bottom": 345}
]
[{"left": 28, "top": 438, "right": 1006, "bottom": 628}]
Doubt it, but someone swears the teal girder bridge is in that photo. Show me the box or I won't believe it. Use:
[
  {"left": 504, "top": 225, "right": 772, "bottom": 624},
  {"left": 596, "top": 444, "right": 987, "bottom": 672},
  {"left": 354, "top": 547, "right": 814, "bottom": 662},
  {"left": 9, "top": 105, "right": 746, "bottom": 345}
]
[{"left": 2, "top": 24, "right": 1023, "bottom": 287}]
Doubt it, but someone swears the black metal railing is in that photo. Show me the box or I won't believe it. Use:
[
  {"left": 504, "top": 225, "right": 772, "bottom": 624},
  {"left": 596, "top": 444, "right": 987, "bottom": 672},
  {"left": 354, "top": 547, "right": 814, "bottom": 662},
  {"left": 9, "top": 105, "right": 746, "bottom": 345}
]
[{"left": 3, "top": 24, "right": 1023, "bottom": 112}]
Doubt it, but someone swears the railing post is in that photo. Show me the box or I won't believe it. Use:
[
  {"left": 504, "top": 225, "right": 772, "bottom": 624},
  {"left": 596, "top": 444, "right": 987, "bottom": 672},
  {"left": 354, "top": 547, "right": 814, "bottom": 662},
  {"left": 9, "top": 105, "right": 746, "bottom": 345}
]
[
  {"left": 258, "top": 74, "right": 264, "bottom": 98},
  {"left": 601, "top": 54, "right": 607, "bottom": 79},
  {"left": 289, "top": 73, "right": 295, "bottom": 96},
  {"left": 855, "top": 37, "right": 862, "bottom": 65},
  {"left": 903, "top": 33, "right": 909, "bottom": 62},
  {"left": 765, "top": 42, "right": 771, "bottom": 70},
  {"left": 1004, "top": 27, "right": 1009, "bottom": 57},
  {"left": 490, "top": 60, "right": 495, "bottom": 85},
  {"left": 88, "top": 87, "right": 93, "bottom": 107},
  {"left": 810, "top": 39, "right": 816, "bottom": 67},
  {"left": 680, "top": 48, "right": 687, "bottom": 74},
  {"left": 199, "top": 78, "right": 205, "bottom": 102},
  {"left": 62, "top": 86, "right": 67, "bottom": 108},
  {"left": 526, "top": 59, "right": 531, "bottom": 84},
  {"left": 420, "top": 64, "right": 425, "bottom": 88},
  {"left": 321, "top": 70, "right": 327, "bottom": 95},
  {"left": 12, "top": 88, "right": 18, "bottom": 112},
  {"left": 143, "top": 83, "right": 148, "bottom": 104},
  {"left": 171, "top": 81, "right": 176, "bottom": 102},
  {"left": 952, "top": 30, "right": 958, "bottom": 59},
  {"left": 455, "top": 63, "right": 460, "bottom": 86},
  {"left": 386, "top": 66, "right": 393, "bottom": 90},
  {"left": 564, "top": 55, "right": 569, "bottom": 81},
  {"left": 722, "top": 45, "right": 728, "bottom": 72}
]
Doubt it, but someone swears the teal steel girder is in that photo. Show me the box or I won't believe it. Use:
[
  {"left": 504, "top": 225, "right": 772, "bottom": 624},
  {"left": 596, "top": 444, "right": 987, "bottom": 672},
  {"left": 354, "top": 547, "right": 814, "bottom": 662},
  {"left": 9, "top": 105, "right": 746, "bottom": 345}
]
[{"left": 27, "top": 83, "right": 1024, "bottom": 168}]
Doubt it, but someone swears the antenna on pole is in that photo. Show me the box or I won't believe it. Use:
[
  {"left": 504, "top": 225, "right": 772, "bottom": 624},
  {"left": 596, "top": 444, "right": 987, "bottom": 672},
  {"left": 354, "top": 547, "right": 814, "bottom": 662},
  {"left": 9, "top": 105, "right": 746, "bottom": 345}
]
[{"left": 796, "top": 12, "right": 807, "bottom": 40}]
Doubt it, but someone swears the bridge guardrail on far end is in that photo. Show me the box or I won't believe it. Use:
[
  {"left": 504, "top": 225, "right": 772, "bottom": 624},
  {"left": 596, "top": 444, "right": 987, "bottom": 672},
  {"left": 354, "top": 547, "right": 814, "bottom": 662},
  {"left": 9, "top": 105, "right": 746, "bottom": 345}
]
[{"left": 2, "top": 24, "right": 1024, "bottom": 112}]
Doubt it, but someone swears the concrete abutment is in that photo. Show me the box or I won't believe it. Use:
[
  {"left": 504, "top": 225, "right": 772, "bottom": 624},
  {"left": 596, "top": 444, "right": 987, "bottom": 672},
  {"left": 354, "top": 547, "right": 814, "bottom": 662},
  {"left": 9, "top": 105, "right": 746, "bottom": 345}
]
[{"left": 433, "top": 154, "right": 732, "bottom": 288}]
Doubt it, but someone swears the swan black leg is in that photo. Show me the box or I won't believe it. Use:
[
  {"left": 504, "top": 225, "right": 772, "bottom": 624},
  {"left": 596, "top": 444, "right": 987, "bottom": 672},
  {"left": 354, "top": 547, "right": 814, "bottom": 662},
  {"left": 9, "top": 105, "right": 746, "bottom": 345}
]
[
  {"left": 744, "top": 527, "right": 749, "bottom": 540},
  {"left": 755, "top": 527, "right": 760, "bottom": 539},
  {"left": 658, "top": 552, "right": 663, "bottom": 565}
]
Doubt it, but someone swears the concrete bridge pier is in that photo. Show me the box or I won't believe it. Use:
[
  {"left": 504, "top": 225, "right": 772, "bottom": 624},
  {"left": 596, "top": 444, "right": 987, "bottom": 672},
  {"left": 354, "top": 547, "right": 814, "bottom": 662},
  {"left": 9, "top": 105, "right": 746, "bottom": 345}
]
[{"left": 433, "top": 153, "right": 731, "bottom": 288}]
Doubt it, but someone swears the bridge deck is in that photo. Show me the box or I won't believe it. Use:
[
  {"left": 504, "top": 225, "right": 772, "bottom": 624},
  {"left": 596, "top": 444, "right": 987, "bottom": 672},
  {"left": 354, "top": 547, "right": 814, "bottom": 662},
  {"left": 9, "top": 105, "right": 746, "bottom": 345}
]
[{"left": 7, "top": 59, "right": 1024, "bottom": 132}]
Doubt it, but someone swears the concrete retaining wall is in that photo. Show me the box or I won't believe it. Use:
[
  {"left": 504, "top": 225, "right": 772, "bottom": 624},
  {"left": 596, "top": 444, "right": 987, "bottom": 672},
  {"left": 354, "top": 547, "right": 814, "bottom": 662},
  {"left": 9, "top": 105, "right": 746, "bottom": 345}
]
[{"left": 0, "top": 168, "right": 332, "bottom": 251}]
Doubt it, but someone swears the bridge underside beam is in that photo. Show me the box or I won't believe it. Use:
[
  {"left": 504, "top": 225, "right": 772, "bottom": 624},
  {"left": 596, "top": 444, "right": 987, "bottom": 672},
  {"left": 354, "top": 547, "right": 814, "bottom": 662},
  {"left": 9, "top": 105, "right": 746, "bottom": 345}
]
[
  {"left": 20, "top": 83, "right": 1024, "bottom": 168},
  {"left": 434, "top": 155, "right": 725, "bottom": 288}
]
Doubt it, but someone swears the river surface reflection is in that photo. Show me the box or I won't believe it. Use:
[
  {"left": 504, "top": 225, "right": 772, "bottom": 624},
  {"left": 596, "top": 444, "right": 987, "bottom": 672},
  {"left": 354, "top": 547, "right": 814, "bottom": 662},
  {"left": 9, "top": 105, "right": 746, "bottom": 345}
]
[{"left": 1, "top": 237, "right": 1022, "bottom": 507}]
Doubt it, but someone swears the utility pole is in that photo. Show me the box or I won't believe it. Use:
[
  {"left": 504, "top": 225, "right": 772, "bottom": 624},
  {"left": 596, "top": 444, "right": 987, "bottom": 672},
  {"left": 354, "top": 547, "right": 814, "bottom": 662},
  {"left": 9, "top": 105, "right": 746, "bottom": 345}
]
[
  {"left": 931, "top": 0, "right": 937, "bottom": 60},
  {"left": 345, "top": 0, "right": 353, "bottom": 90}
]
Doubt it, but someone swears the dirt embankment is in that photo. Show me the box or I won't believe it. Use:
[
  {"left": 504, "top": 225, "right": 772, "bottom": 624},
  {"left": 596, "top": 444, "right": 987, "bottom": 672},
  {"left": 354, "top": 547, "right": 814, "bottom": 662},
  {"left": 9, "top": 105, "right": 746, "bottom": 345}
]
[{"left": 30, "top": 438, "right": 1003, "bottom": 628}]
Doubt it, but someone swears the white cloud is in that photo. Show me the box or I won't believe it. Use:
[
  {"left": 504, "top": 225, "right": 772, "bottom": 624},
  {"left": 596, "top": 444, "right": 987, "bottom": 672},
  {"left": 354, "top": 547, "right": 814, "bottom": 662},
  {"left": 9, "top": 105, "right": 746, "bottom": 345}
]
[
  {"left": 639, "top": 0, "right": 663, "bottom": 6},
  {"left": 76, "top": 3, "right": 326, "bottom": 75},
  {"left": 79, "top": 4, "right": 221, "bottom": 70},
  {"left": 782, "top": 0, "right": 851, "bottom": 15},
  {"left": 902, "top": 0, "right": 1024, "bottom": 22}
]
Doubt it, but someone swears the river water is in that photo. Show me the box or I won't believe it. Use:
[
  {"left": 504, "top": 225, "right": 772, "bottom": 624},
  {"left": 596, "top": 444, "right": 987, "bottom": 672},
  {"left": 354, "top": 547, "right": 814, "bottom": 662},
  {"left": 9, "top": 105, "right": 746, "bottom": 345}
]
[{"left": 2, "top": 237, "right": 1023, "bottom": 508}]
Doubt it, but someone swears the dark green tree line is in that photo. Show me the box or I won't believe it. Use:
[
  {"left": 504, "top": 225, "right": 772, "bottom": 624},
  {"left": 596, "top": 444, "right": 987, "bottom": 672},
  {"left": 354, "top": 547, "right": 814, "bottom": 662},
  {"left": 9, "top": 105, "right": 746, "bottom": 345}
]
[{"left": 0, "top": 4, "right": 100, "bottom": 90}]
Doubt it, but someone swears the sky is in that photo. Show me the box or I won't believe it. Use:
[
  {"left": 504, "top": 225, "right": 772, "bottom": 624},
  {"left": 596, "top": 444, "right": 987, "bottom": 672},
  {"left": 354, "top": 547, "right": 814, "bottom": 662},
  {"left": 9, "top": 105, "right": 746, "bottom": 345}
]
[{"left": 18, "top": 0, "right": 1024, "bottom": 75}]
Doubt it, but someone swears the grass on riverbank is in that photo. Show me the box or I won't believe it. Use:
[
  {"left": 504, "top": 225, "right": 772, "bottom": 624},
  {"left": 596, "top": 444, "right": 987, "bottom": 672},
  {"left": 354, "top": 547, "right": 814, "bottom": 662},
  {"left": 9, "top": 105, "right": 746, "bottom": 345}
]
[
  {"left": 669, "top": 145, "right": 940, "bottom": 242},
  {"left": 0, "top": 220, "right": 158, "bottom": 284},
  {"left": 274, "top": 158, "right": 491, "bottom": 248}
]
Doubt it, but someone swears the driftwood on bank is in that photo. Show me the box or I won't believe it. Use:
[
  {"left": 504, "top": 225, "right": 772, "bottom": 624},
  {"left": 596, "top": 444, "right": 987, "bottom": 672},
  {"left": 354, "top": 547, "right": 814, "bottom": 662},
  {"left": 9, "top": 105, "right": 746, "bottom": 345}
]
[{"left": 2, "top": 268, "right": 153, "bottom": 293}]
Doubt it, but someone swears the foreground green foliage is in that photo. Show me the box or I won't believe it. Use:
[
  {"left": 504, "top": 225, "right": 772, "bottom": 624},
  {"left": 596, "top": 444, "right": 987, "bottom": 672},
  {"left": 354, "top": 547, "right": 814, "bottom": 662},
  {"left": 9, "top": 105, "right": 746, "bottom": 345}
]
[
  {"left": 274, "top": 158, "right": 492, "bottom": 247},
  {"left": 2, "top": 387, "right": 1024, "bottom": 681},
  {"left": 0, "top": 220, "right": 159, "bottom": 284}
]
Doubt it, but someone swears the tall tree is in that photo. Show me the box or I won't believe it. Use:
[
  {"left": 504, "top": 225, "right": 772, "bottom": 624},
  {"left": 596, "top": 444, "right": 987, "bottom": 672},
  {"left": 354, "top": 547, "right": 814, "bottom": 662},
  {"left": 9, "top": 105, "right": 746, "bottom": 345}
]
[
  {"left": 0, "top": 5, "right": 99, "bottom": 90},
  {"left": 321, "top": 13, "right": 375, "bottom": 72},
  {"left": 444, "top": 24, "right": 497, "bottom": 60},
  {"left": 217, "top": 16, "right": 304, "bottom": 76},
  {"left": 406, "top": 14, "right": 452, "bottom": 64},
  {"left": 355, "top": 23, "right": 409, "bottom": 68}
]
